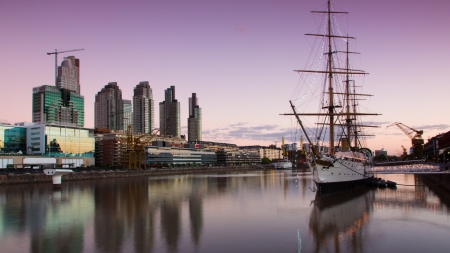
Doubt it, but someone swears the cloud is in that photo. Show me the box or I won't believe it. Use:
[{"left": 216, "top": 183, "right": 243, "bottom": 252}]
[
  {"left": 203, "top": 122, "right": 298, "bottom": 144},
  {"left": 413, "top": 124, "right": 450, "bottom": 131}
]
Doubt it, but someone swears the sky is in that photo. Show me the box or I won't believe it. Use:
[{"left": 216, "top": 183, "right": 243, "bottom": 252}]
[{"left": 1, "top": 0, "right": 449, "bottom": 156}]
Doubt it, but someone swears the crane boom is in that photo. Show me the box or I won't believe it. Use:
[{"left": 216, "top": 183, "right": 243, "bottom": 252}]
[
  {"left": 386, "top": 122, "right": 423, "bottom": 140},
  {"left": 387, "top": 122, "right": 424, "bottom": 159},
  {"left": 47, "top": 48, "right": 85, "bottom": 86}
]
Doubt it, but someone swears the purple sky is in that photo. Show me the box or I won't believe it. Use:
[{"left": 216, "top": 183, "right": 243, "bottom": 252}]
[{"left": 1, "top": 0, "right": 449, "bottom": 155}]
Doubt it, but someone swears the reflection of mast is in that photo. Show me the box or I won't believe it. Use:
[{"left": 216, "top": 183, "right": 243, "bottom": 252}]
[{"left": 309, "top": 189, "right": 374, "bottom": 253}]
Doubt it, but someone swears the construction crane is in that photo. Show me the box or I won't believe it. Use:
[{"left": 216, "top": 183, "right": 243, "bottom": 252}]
[
  {"left": 400, "top": 145, "right": 407, "bottom": 159},
  {"left": 387, "top": 122, "right": 424, "bottom": 159},
  {"left": 300, "top": 136, "right": 305, "bottom": 154},
  {"left": 47, "top": 48, "right": 85, "bottom": 86},
  {"left": 125, "top": 125, "right": 159, "bottom": 170},
  {"left": 281, "top": 137, "right": 288, "bottom": 157}
]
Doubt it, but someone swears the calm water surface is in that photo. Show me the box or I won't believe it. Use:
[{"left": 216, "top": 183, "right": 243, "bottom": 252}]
[{"left": 0, "top": 170, "right": 449, "bottom": 253}]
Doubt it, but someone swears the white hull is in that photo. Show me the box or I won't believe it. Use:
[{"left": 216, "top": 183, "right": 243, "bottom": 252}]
[
  {"left": 274, "top": 161, "right": 293, "bottom": 170},
  {"left": 308, "top": 152, "right": 373, "bottom": 194}
]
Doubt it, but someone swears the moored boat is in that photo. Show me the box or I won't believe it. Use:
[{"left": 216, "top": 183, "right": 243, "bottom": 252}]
[{"left": 282, "top": 0, "right": 380, "bottom": 195}]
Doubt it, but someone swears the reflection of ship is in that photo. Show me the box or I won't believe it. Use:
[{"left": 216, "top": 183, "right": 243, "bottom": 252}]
[
  {"left": 283, "top": 0, "right": 378, "bottom": 195},
  {"left": 309, "top": 189, "right": 374, "bottom": 252}
]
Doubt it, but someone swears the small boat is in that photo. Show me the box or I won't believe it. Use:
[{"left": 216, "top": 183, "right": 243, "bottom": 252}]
[{"left": 386, "top": 180, "right": 397, "bottom": 188}]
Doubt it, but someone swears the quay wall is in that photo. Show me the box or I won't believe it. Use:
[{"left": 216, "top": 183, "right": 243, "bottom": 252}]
[
  {"left": 417, "top": 173, "right": 450, "bottom": 192},
  {"left": 0, "top": 165, "right": 268, "bottom": 185}
]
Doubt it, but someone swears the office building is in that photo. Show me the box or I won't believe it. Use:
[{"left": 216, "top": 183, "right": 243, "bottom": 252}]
[
  {"left": 57, "top": 56, "right": 81, "bottom": 95},
  {"left": 94, "top": 82, "right": 124, "bottom": 131},
  {"left": 159, "top": 86, "right": 180, "bottom": 137},
  {"left": 133, "top": 81, "right": 154, "bottom": 134},
  {"left": 32, "top": 85, "right": 84, "bottom": 127},
  {"left": 187, "top": 93, "right": 201, "bottom": 141},
  {"left": 0, "top": 122, "right": 26, "bottom": 154},
  {"left": 27, "top": 124, "right": 94, "bottom": 158},
  {"left": 123, "top": 99, "right": 133, "bottom": 132}
]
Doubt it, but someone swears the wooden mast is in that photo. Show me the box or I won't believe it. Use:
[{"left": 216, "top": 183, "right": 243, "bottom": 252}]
[{"left": 326, "top": 0, "right": 335, "bottom": 155}]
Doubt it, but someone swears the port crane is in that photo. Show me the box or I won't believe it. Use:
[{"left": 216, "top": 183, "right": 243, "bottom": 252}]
[
  {"left": 125, "top": 125, "right": 159, "bottom": 170},
  {"left": 47, "top": 48, "right": 85, "bottom": 86},
  {"left": 387, "top": 122, "right": 424, "bottom": 159}
]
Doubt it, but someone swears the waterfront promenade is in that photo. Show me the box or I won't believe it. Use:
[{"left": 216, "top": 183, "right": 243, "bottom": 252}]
[{"left": 0, "top": 165, "right": 268, "bottom": 185}]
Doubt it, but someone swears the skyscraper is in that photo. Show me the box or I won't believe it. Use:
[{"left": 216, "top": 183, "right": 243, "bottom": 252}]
[
  {"left": 159, "top": 86, "right": 180, "bottom": 137},
  {"left": 94, "top": 82, "right": 124, "bottom": 131},
  {"left": 188, "top": 93, "right": 202, "bottom": 141},
  {"left": 32, "top": 85, "right": 84, "bottom": 127},
  {"left": 123, "top": 99, "right": 133, "bottom": 132},
  {"left": 133, "top": 81, "right": 154, "bottom": 134},
  {"left": 57, "top": 56, "right": 80, "bottom": 95}
]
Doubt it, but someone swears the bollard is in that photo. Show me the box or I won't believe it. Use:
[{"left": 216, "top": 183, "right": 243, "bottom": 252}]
[{"left": 43, "top": 169, "right": 73, "bottom": 188}]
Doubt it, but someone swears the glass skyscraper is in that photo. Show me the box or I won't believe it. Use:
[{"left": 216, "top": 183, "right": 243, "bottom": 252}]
[
  {"left": 32, "top": 85, "right": 85, "bottom": 127},
  {"left": 123, "top": 99, "right": 133, "bottom": 132}
]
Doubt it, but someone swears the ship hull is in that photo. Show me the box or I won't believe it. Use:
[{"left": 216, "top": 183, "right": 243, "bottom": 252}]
[
  {"left": 311, "top": 154, "right": 373, "bottom": 195},
  {"left": 315, "top": 177, "right": 371, "bottom": 196}
]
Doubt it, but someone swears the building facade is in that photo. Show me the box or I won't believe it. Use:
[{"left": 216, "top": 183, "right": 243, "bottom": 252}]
[
  {"left": 146, "top": 143, "right": 216, "bottom": 166},
  {"left": 94, "top": 82, "right": 124, "bottom": 131},
  {"left": 0, "top": 123, "right": 26, "bottom": 154},
  {"left": 32, "top": 85, "right": 84, "bottom": 127},
  {"left": 133, "top": 81, "right": 154, "bottom": 134},
  {"left": 216, "top": 150, "right": 260, "bottom": 166},
  {"left": 57, "top": 56, "right": 80, "bottom": 95},
  {"left": 159, "top": 86, "right": 180, "bottom": 137},
  {"left": 26, "top": 124, "right": 94, "bottom": 158},
  {"left": 123, "top": 100, "right": 133, "bottom": 132},
  {"left": 240, "top": 145, "right": 282, "bottom": 160},
  {"left": 188, "top": 93, "right": 202, "bottom": 141}
]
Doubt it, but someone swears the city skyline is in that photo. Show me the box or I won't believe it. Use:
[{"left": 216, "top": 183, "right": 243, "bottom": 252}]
[{"left": 1, "top": 0, "right": 450, "bottom": 154}]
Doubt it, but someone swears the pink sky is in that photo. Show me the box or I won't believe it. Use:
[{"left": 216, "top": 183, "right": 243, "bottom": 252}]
[{"left": 1, "top": 0, "right": 449, "bottom": 155}]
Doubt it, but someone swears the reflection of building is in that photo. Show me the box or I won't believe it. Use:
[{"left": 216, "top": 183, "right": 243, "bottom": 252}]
[
  {"left": 188, "top": 93, "right": 201, "bottom": 141},
  {"left": 159, "top": 86, "right": 180, "bottom": 137},
  {"left": 26, "top": 124, "right": 94, "bottom": 159},
  {"left": 32, "top": 85, "right": 85, "bottom": 127},
  {"left": 57, "top": 56, "right": 80, "bottom": 95},
  {"left": 133, "top": 81, "right": 154, "bottom": 134},
  {"left": 94, "top": 82, "right": 124, "bottom": 131}
]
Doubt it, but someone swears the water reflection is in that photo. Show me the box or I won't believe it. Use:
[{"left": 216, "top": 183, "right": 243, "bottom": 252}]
[
  {"left": 309, "top": 189, "right": 374, "bottom": 253},
  {"left": 0, "top": 172, "right": 449, "bottom": 253}
]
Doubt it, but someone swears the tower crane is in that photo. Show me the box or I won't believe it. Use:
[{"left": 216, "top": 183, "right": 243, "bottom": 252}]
[
  {"left": 125, "top": 125, "right": 159, "bottom": 170},
  {"left": 387, "top": 122, "right": 424, "bottom": 159},
  {"left": 47, "top": 48, "right": 85, "bottom": 86}
]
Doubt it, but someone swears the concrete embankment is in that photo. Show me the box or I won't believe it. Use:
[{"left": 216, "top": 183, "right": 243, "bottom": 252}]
[
  {"left": 0, "top": 165, "right": 269, "bottom": 185},
  {"left": 417, "top": 173, "right": 450, "bottom": 192}
]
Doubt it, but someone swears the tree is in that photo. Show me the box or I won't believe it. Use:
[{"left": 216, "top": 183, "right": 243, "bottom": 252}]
[
  {"left": 261, "top": 157, "right": 271, "bottom": 164},
  {"left": 373, "top": 154, "right": 388, "bottom": 162}
]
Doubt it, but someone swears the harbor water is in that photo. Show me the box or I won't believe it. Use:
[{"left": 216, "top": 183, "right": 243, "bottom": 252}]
[{"left": 0, "top": 170, "right": 449, "bottom": 253}]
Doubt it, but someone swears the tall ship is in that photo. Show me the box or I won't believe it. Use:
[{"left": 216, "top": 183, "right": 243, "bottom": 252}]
[{"left": 283, "top": 0, "right": 380, "bottom": 195}]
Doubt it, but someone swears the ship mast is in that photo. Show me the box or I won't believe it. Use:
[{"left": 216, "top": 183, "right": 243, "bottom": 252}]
[
  {"left": 326, "top": 0, "right": 335, "bottom": 155},
  {"left": 285, "top": 0, "right": 380, "bottom": 157}
]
